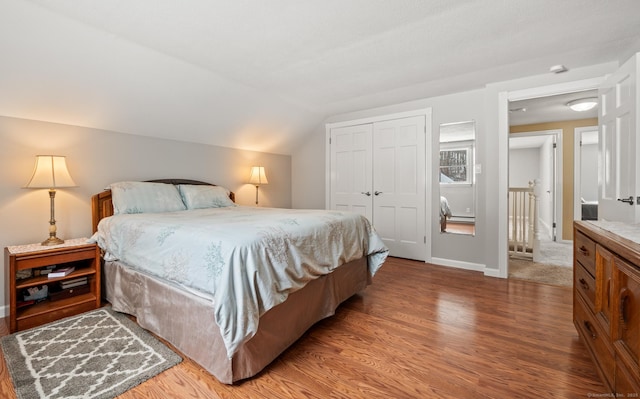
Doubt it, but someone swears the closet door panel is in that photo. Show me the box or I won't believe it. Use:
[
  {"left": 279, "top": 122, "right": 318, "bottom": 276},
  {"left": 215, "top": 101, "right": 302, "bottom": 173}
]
[
  {"left": 330, "top": 124, "right": 373, "bottom": 221},
  {"left": 375, "top": 205, "right": 396, "bottom": 242},
  {"left": 398, "top": 206, "right": 419, "bottom": 243},
  {"left": 373, "top": 116, "right": 426, "bottom": 260}
]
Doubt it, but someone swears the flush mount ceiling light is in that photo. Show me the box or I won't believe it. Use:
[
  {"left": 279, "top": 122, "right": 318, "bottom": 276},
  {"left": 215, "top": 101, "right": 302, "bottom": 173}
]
[
  {"left": 549, "top": 64, "right": 568, "bottom": 74},
  {"left": 509, "top": 107, "right": 527, "bottom": 113},
  {"left": 567, "top": 97, "right": 598, "bottom": 112}
]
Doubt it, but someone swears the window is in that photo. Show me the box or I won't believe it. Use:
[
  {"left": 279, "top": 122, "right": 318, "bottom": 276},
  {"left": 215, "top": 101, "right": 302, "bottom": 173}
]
[{"left": 440, "top": 145, "right": 472, "bottom": 184}]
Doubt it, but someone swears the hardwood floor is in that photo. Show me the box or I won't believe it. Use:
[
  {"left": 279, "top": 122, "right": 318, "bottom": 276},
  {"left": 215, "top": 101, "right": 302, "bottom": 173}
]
[
  {"left": 444, "top": 221, "right": 475, "bottom": 235},
  {"left": 0, "top": 257, "right": 605, "bottom": 398}
]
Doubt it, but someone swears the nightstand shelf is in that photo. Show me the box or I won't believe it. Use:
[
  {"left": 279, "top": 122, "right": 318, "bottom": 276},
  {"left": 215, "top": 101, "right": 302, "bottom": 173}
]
[{"left": 4, "top": 239, "right": 101, "bottom": 333}]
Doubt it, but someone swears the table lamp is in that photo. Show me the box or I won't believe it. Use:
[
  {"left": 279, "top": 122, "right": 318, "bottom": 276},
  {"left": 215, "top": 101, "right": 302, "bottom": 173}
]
[
  {"left": 24, "top": 155, "right": 76, "bottom": 245},
  {"left": 248, "top": 166, "right": 268, "bottom": 205}
]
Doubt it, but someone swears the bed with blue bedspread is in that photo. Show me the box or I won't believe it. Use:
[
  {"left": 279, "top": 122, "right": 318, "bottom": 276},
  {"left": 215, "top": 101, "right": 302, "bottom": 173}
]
[{"left": 90, "top": 179, "right": 388, "bottom": 384}]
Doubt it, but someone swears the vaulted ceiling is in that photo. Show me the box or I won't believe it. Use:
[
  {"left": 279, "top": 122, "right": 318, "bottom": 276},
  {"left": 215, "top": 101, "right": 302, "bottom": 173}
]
[{"left": 1, "top": 0, "right": 639, "bottom": 154}]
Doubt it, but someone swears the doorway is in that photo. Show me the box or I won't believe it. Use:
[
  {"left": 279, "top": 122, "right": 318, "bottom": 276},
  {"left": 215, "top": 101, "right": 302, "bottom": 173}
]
[{"left": 498, "top": 80, "right": 603, "bottom": 281}]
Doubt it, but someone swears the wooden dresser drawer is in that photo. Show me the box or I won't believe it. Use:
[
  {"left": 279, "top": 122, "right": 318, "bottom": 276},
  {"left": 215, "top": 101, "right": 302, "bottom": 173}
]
[
  {"left": 616, "top": 360, "right": 640, "bottom": 396},
  {"left": 575, "top": 294, "right": 615, "bottom": 391},
  {"left": 575, "top": 230, "right": 596, "bottom": 276},
  {"left": 575, "top": 262, "right": 596, "bottom": 312}
]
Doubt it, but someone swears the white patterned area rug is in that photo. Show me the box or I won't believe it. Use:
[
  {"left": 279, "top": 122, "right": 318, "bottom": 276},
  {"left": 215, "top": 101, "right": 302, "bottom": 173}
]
[{"left": 0, "top": 308, "right": 182, "bottom": 399}]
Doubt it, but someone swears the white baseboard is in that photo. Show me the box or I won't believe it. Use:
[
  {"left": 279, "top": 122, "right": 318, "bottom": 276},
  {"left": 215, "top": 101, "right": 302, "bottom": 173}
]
[
  {"left": 430, "top": 257, "right": 506, "bottom": 278},
  {"left": 483, "top": 267, "right": 505, "bottom": 278},
  {"left": 1, "top": 305, "right": 8, "bottom": 319},
  {"left": 430, "top": 257, "right": 485, "bottom": 273}
]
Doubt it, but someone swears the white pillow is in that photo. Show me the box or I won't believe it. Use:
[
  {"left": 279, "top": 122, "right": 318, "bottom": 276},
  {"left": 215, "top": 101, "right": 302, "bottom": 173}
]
[
  {"left": 111, "top": 181, "right": 187, "bottom": 214},
  {"left": 178, "top": 184, "right": 235, "bottom": 209}
]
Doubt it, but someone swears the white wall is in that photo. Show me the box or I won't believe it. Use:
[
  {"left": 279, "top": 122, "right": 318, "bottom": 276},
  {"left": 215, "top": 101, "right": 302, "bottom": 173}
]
[
  {"left": 509, "top": 148, "right": 540, "bottom": 186},
  {"left": 291, "top": 130, "right": 326, "bottom": 210},
  {"left": 0, "top": 116, "right": 291, "bottom": 316},
  {"left": 581, "top": 143, "right": 598, "bottom": 201}
]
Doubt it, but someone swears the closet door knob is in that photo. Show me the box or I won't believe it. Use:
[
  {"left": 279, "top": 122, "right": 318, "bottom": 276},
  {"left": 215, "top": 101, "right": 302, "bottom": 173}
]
[
  {"left": 374, "top": 191, "right": 383, "bottom": 196},
  {"left": 361, "top": 191, "right": 371, "bottom": 196}
]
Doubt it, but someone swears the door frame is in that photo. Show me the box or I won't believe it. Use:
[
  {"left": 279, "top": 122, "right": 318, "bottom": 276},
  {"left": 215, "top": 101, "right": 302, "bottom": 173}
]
[
  {"left": 325, "top": 108, "right": 433, "bottom": 262},
  {"left": 497, "top": 78, "right": 604, "bottom": 278}
]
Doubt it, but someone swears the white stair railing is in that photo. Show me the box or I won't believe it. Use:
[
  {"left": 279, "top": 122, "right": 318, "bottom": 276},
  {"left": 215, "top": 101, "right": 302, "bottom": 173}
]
[{"left": 508, "top": 181, "right": 538, "bottom": 258}]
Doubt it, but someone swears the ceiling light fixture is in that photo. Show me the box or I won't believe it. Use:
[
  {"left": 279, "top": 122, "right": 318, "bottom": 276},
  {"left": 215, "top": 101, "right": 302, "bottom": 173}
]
[
  {"left": 550, "top": 64, "right": 568, "bottom": 74},
  {"left": 567, "top": 97, "right": 598, "bottom": 112},
  {"left": 509, "top": 107, "right": 527, "bottom": 113}
]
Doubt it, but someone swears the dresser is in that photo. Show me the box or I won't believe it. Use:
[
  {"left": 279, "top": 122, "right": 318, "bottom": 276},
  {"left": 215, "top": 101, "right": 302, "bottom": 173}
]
[{"left": 574, "top": 221, "right": 640, "bottom": 394}]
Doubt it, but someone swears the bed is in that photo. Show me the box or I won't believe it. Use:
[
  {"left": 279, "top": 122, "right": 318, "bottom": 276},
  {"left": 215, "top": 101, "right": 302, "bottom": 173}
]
[
  {"left": 440, "top": 196, "right": 452, "bottom": 232},
  {"left": 89, "top": 179, "right": 388, "bottom": 384}
]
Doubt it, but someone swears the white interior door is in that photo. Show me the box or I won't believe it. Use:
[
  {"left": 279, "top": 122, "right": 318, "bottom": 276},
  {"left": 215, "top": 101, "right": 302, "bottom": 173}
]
[
  {"left": 598, "top": 53, "right": 639, "bottom": 222},
  {"left": 329, "top": 124, "right": 373, "bottom": 221},
  {"left": 373, "top": 116, "right": 426, "bottom": 261}
]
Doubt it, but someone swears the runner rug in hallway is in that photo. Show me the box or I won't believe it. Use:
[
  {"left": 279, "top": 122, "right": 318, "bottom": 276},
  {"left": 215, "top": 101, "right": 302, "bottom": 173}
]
[{"left": 509, "top": 257, "right": 573, "bottom": 287}]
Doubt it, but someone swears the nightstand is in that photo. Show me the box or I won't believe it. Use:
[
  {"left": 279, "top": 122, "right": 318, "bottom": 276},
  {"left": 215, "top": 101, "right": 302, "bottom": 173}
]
[{"left": 4, "top": 238, "right": 101, "bottom": 333}]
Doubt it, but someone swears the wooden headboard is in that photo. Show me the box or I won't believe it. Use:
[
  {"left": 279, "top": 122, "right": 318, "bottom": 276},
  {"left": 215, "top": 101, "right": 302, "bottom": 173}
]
[{"left": 91, "top": 179, "right": 235, "bottom": 233}]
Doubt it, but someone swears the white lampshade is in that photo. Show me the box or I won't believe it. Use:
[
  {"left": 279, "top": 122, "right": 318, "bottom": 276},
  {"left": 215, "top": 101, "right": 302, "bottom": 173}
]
[
  {"left": 25, "top": 155, "right": 76, "bottom": 189},
  {"left": 567, "top": 98, "right": 598, "bottom": 112},
  {"left": 248, "top": 166, "right": 268, "bottom": 185}
]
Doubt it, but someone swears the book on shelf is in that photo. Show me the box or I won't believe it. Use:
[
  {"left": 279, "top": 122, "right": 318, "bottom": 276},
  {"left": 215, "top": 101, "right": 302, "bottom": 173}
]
[
  {"left": 60, "top": 277, "right": 88, "bottom": 289},
  {"left": 60, "top": 276, "right": 87, "bottom": 285},
  {"left": 17, "top": 299, "right": 35, "bottom": 308},
  {"left": 47, "top": 266, "right": 75, "bottom": 278}
]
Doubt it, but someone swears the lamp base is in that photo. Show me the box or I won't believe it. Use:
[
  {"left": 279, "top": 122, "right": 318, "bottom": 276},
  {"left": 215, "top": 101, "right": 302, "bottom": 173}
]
[{"left": 41, "top": 236, "right": 64, "bottom": 246}]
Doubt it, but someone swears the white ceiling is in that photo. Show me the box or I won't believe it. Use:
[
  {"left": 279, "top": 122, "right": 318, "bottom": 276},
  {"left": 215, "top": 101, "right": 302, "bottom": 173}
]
[{"left": 1, "top": 0, "right": 639, "bottom": 154}]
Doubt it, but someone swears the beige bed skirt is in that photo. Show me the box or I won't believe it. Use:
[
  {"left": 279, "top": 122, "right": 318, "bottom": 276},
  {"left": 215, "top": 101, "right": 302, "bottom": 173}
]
[{"left": 103, "top": 257, "right": 370, "bottom": 384}]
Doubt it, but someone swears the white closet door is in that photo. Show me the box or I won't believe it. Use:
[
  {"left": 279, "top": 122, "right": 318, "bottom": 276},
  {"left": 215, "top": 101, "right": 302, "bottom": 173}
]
[
  {"left": 329, "top": 123, "right": 373, "bottom": 221},
  {"left": 373, "top": 116, "right": 426, "bottom": 261},
  {"left": 598, "top": 53, "right": 639, "bottom": 222}
]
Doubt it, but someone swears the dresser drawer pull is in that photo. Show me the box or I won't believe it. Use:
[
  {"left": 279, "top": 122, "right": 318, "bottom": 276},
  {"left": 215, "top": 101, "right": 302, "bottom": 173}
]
[
  {"left": 579, "top": 278, "right": 590, "bottom": 291},
  {"left": 583, "top": 320, "right": 597, "bottom": 339},
  {"left": 620, "top": 288, "right": 629, "bottom": 328},
  {"left": 579, "top": 246, "right": 590, "bottom": 256}
]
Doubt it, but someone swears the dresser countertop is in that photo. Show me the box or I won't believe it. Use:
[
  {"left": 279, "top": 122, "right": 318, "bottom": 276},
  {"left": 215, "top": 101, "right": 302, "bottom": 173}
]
[{"left": 584, "top": 220, "right": 640, "bottom": 245}]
